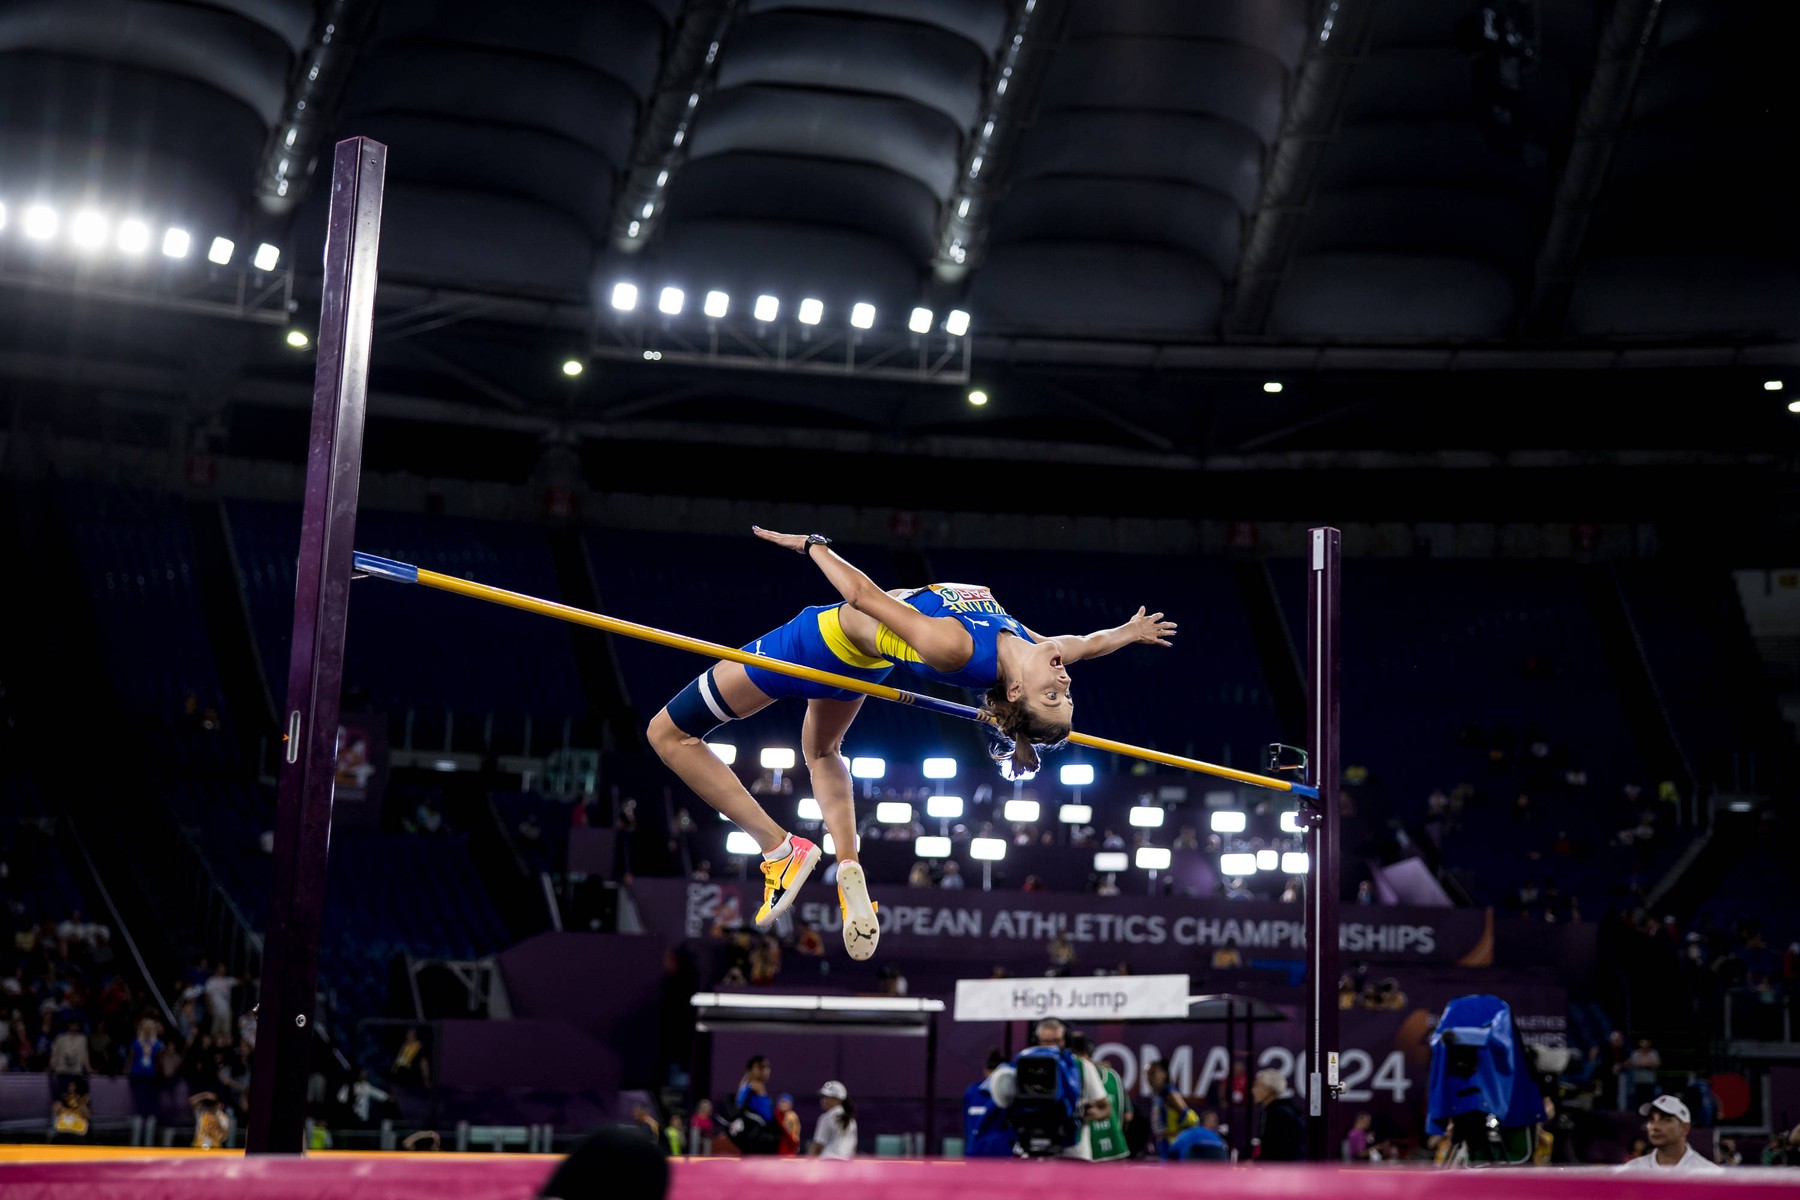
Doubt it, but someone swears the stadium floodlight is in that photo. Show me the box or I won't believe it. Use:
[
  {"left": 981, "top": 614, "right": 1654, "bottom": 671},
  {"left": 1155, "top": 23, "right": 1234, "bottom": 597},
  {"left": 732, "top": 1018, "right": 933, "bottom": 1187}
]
[
  {"left": 253, "top": 242, "right": 280, "bottom": 271},
  {"left": 1136, "top": 847, "right": 1172, "bottom": 871},
  {"left": 1263, "top": 381, "right": 1284, "bottom": 394},
  {"left": 850, "top": 757, "right": 886, "bottom": 780},
  {"left": 970, "top": 837, "right": 1006, "bottom": 861},
  {"left": 823, "top": 833, "right": 859, "bottom": 855},
  {"left": 207, "top": 236, "right": 235, "bottom": 265},
  {"left": 1280, "top": 811, "right": 1305, "bottom": 834},
  {"left": 70, "top": 210, "right": 108, "bottom": 249},
  {"left": 610, "top": 282, "right": 639, "bottom": 311},
  {"left": 285, "top": 330, "right": 310, "bottom": 349},
  {"left": 1220, "top": 852, "right": 1258, "bottom": 876},
  {"left": 162, "top": 227, "right": 191, "bottom": 258},
  {"left": 706, "top": 743, "right": 737, "bottom": 764},
  {"left": 926, "top": 795, "right": 964, "bottom": 819},
  {"left": 704, "top": 290, "right": 730, "bottom": 318},
  {"left": 754, "top": 294, "right": 779, "bottom": 322},
  {"left": 798, "top": 297, "right": 824, "bottom": 325},
  {"left": 850, "top": 302, "right": 876, "bottom": 329},
  {"left": 1093, "top": 851, "right": 1129, "bottom": 873},
  {"left": 945, "top": 309, "right": 970, "bottom": 336},
  {"left": 0, "top": 202, "right": 6, "bottom": 231},
  {"left": 658, "top": 286, "right": 684, "bottom": 315},
  {"left": 1210, "top": 810, "right": 1247, "bottom": 834},
  {"left": 876, "top": 802, "right": 913, "bottom": 825},
  {"left": 967, "top": 389, "right": 989, "bottom": 407},
  {"left": 1059, "top": 763, "right": 1094, "bottom": 787},
  {"left": 1281, "top": 852, "right": 1310, "bottom": 874},
  {"left": 922, "top": 757, "right": 957, "bottom": 780},
  {"left": 908, "top": 307, "right": 933, "bottom": 334},
  {"left": 915, "top": 836, "right": 951, "bottom": 859},
  {"left": 797, "top": 797, "right": 823, "bottom": 821},
  {"left": 1129, "top": 806, "right": 1164, "bottom": 828},
  {"left": 1256, "top": 849, "right": 1279, "bottom": 871},
  {"left": 1058, "top": 804, "right": 1092, "bottom": 824},
  {"left": 1762, "top": 380, "right": 1783, "bottom": 392},
  {"left": 725, "top": 832, "right": 759, "bottom": 856},
  {"left": 24, "top": 205, "right": 59, "bottom": 240},
  {"left": 562, "top": 360, "right": 584, "bottom": 377},
  {"left": 116, "top": 219, "right": 150, "bottom": 254},
  {"left": 1003, "top": 799, "right": 1039, "bottom": 823},
  {"left": 759, "top": 747, "right": 796, "bottom": 770}
]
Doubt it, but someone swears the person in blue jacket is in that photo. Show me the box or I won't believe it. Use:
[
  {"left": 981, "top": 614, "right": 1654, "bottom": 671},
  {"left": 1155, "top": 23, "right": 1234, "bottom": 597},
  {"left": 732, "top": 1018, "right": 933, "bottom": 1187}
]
[{"left": 964, "top": 1050, "right": 1017, "bottom": 1157}]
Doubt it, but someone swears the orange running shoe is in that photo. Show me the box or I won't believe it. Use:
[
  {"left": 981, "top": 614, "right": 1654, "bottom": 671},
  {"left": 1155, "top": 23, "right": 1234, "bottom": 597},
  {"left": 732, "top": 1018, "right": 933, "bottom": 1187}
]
[
  {"left": 754, "top": 836, "right": 820, "bottom": 928},
  {"left": 835, "top": 861, "right": 880, "bottom": 961}
]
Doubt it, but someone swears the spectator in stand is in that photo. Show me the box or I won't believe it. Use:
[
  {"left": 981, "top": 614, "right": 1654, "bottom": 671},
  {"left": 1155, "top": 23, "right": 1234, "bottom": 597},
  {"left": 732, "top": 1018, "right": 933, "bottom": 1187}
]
[
  {"left": 664, "top": 1111, "right": 685, "bottom": 1156},
  {"left": 1022, "top": 875, "right": 1046, "bottom": 893},
  {"left": 392, "top": 1027, "right": 431, "bottom": 1089},
  {"left": 1174, "top": 826, "right": 1200, "bottom": 851},
  {"left": 939, "top": 861, "right": 965, "bottom": 890},
  {"left": 810, "top": 1081, "right": 858, "bottom": 1159},
  {"left": 1357, "top": 881, "right": 1376, "bottom": 905},
  {"left": 1144, "top": 1059, "right": 1194, "bottom": 1157},
  {"left": 907, "top": 862, "right": 933, "bottom": 888},
  {"left": 774, "top": 1093, "right": 803, "bottom": 1155},
  {"left": 1252, "top": 1067, "right": 1306, "bottom": 1162},
  {"left": 963, "top": 1050, "right": 1015, "bottom": 1157},
  {"left": 1047, "top": 930, "right": 1076, "bottom": 976},
  {"left": 1623, "top": 1037, "right": 1660, "bottom": 1109},
  {"left": 632, "top": 1102, "right": 661, "bottom": 1143},
  {"left": 1347, "top": 1111, "right": 1375, "bottom": 1160},
  {"left": 127, "top": 1019, "right": 164, "bottom": 1134},
  {"left": 749, "top": 936, "right": 782, "bottom": 986},
  {"left": 191, "top": 1091, "right": 232, "bottom": 1149},
  {"left": 735, "top": 1055, "right": 776, "bottom": 1131},
  {"left": 878, "top": 965, "right": 908, "bottom": 997},
  {"left": 1211, "top": 940, "right": 1243, "bottom": 971},
  {"left": 336, "top": 1068, "right": 391, "bottom": 1129},
  {"left": 1615, "top": 1096, "right": 1723, "bottom": 1174},
  {"left": 203, "top": 964, "right": 238, "bottom": 1040},
  {"left": 51, "top": 1080, "right": 91, "bottom": 1140},
  {"left": 48, "top": 1018, "right": 90, "bottom": 1098},
  {"left": 1102, "top": 830, "right": 1124, "bottom": 850}
]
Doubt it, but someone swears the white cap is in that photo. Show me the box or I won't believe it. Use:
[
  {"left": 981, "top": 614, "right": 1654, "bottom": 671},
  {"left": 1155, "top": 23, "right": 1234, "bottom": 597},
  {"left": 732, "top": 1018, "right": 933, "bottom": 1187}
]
[
  {"left": 1641, "top": 1095, "right": 1691, "bottom": 1124},
  {"left": 818, "top": 1080, "right": 848, "bottom": 1100}
]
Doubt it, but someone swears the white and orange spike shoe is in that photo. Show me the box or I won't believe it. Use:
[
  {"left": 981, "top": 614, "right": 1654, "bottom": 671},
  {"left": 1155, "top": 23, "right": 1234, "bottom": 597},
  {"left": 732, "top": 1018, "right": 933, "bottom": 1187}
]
[{"left": 835, "top": 861, "right": 880, "bottom": 961}]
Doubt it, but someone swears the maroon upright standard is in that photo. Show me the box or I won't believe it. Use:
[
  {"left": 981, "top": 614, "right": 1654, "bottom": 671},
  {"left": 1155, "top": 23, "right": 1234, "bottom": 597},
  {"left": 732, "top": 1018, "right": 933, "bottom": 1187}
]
[
  {"left": 1302, "top": 526, "right": 1343, "bottom": 1161},
  {"left": 246, "top": 138, "right": 387, "bottom": 1153}
]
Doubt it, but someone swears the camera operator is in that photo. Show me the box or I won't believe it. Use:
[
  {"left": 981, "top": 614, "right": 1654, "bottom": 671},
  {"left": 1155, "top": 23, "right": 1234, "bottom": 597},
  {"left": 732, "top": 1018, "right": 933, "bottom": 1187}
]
[{"left": 986, "top": 1018, "right": 1111, "bottom": 1160}]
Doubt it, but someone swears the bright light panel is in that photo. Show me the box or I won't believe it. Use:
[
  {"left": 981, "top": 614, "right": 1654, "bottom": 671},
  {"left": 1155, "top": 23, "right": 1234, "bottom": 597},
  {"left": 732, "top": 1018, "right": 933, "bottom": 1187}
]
[
  {"left": 922, "top": 757, "right": 957, "bottom": 780},
  {"left": 207, "top": 236, "right": 234, "bottom": 265},
  {"left": 760, "top": 747, "right": 796, "bottom": 770},
  {"left": 1058, "top": 804, "right": 1092, "bottom": 825},
  {"left": 658, "top": 286, "right": 684, "bottom": 315},
  {"left": 0, "top": 202, "right": 6, "bottom": 231},
  {"left": 850, "top": 756, "right": 886, "bottom": 780},
  {"left": 116, "top": 219, "right": 150, "bottom": 254},
  {"left": 1790, "top": 399, "right": 1800, "bottom": 415},
  {"left": 1003, "top": 799, "right": 1039, "bottom": 823},
  {"left": 875, "top": 802, "right": 913, "bottom": 825},
  {"left": 908, "top": 307, "right": 933, "bottom": 334},
  {"left": 1093, "top": 851, "right": 1129, "bottom": 873},
  {"left": 754, "top": 294, "right": 779, "bottom": 322},
  {"left": 1256, "top": 849, "right": 1279, "bottom": 871},
  {"left": 822, "top": 833, "right": 860, "bottom": 856},
  {"left": 1764, "top": 380, "right": 1784, "bottom": 392},
  {"left": 970, "top": 837, "right": 1006, "bottom": 861},
  {"left": 915, "top": 836, "right": 951, "bottom": 859},
  {"left": 1280, "top": 811, "right": 1305, "bottom": 834},
  {"left": 610, "top": 282, "right": 639, "bottom": 311},
  {"left": 253, "top": 242, "right": 280, "bottom": 271},
  {"left": 798, "top": 298, "right": 823, "bottom": 325},
  {"left": 850, "top": 302, "right": 875, "bottom": 329},
  {"left": 1059, "top": 763, "right": 1095, "bottom": 787},
  {"left": 945, "top": 309, "right": 970, "bottom": 336},
  {"left": 967, "top": 389, "right": 989, "bottom": 407},
  {"left": 561, "top": 360, "right": 584, "bottom": 377},
  {"left": 926, "top": 795, "right": 963, "bottom": 819},
  {"left": 704, "top": 290, "right": 729, "bottom": 318},
  {"left": 1129, "top": 806, "right": 1165, "bottom": 828},
  {"left": 1282, "top": 852, "right": 1310, "bottom": 874},
  {"left": 1210, "top": 810, "right": 1247, "bottom": 834},
  {"left": 1263, "top": 381, "right": 1284, "bottom": 394},
  {"left": 285, "top": 329, "right": 310, "bottom": 349},
  {"left": 70, "top": 210, "right": 107, "bottom": 248},
  {"left": 707, "top": 743, "right": 737, "bottom": 765},
  {"left": 797, "top": 797, "right": 822, "bottom": 821},
  {"left": 725, "top": 831, "right": 759, "bottom": 856},
  {"left": 1136, "top": 847, "right": 1172, "bottom": 871},
  {"left": 24, "top": 205, "right": 59, "bottom": 240},
  {"left": 1220, "top": 852, "right": 1258, "bottom": 876},
  {"left": 162, "top": 227, "right": 191, "bottom": 258}
]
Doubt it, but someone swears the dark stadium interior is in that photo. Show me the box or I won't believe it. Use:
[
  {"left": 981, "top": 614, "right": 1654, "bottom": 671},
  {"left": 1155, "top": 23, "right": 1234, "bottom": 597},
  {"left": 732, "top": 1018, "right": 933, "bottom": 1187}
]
[{"left": 0, "top": 0, "right": 1797, "bottom": 1178}]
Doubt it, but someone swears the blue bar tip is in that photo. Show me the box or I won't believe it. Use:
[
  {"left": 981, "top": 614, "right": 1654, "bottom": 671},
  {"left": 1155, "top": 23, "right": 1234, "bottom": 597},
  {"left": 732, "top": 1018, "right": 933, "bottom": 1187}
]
[{"left": 351, "top": 551, "right": 419, "bottom": 584}]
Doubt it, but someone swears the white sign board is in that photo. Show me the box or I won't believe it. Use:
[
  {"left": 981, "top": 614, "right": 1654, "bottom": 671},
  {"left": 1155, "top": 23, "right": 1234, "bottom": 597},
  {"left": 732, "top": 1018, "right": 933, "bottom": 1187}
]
[{"left": 954, "top": 974, "right": 1190, "bottom": 1022}]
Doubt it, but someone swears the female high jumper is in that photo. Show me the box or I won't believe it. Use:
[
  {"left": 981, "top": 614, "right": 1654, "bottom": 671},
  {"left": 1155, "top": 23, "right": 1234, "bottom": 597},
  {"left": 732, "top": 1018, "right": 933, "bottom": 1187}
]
[{"left": 648, "top": 527, "right": 1177, "bottom": 960}]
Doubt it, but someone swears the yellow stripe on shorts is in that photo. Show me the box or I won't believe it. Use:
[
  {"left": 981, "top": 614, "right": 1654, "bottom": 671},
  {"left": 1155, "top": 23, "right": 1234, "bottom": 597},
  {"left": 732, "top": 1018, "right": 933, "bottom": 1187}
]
[{"left": 816, "top": 605, "right": 892, "bottom": 670}]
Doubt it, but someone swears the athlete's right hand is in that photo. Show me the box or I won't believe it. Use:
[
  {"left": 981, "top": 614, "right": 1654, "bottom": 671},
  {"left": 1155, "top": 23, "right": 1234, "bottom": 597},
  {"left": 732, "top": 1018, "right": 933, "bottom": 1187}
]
[{"left": 751, "top": 526, "right": 809, "bottom": 554}]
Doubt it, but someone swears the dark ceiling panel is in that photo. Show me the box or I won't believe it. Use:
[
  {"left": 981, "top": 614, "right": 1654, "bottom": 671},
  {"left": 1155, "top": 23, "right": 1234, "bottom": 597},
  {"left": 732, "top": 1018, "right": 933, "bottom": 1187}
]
[
  {"left": 666, "top": 153, "right": 939, "bottom": 262},
  {"left": 969, "top": 243, "right": 1224, "bottom": 335},
  {"left": 744, "top": 0, "right": 1009, "bottom": 51},
  {"left": 1269, "top": 253, "right": 1516, "bottom": 339},
  {"left": 988, "top": 178, "right": 1241, "bottom": 277},
  {"left": 1011, "top": 112, "right": 1265, "bottom": 210},
  {"left": 368, "top": 0, "right": 671, "bottom": 98}
]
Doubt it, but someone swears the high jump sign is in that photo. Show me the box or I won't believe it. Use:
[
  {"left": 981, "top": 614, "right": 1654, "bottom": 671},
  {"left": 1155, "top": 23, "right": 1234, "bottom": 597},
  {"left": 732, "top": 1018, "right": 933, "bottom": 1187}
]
[{"left": 954, "top": 974, "right": 1191, "bottom": 1022}]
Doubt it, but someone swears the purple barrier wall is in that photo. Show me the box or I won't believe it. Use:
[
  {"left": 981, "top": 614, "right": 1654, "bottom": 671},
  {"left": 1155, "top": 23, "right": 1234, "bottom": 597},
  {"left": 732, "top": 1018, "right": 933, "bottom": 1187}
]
[
  {"left": 497, "top": 932, "right": 665, "bottom": 1085},
  {"left": 635, "top": 878, "right": 1597, "bottom": 971},
  {"left": 436, "top": 1018, "right": 620, "bottom": 1093}
]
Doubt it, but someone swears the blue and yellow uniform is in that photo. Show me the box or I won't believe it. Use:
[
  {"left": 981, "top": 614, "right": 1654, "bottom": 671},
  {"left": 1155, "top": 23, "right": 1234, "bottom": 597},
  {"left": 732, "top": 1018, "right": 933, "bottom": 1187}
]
[{"left": 665, "top": 584, "right": 1033, "bottom": 735}]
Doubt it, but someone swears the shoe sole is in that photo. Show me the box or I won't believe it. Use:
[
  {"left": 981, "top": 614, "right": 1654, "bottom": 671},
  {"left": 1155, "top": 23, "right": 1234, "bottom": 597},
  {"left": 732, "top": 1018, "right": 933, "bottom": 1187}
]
[
  {"left": 755, "top": 842, "right": 821, "bottom": 928},
  {"left": 837, "top": 861, "right": 880, "bottom": 961}
]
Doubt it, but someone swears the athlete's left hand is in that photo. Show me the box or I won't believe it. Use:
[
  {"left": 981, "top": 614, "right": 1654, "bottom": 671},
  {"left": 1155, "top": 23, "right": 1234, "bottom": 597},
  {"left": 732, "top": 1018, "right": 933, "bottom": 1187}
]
[
  {"left": 1126, "top": 607, "right": 1177, "bottom": 646},
  {"left": 751, "top": 526, "right": 809, "bottom": 554}
]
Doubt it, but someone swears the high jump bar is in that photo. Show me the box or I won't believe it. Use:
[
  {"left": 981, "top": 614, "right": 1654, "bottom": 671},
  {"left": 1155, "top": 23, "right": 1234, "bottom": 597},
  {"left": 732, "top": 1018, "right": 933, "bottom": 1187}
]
[{"left": 351, "top": 550, "right": 1321, "bottom": 800}]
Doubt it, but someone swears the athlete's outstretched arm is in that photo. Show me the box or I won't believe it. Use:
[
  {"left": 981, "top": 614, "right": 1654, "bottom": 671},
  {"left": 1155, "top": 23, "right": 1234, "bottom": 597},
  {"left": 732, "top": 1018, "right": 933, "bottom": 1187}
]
[
  {"left": 751, "top": 526, "right": 970, "bottom": 668},
  {"left": 1027, "top": 607, "right": 1177, "bottom": 664}
]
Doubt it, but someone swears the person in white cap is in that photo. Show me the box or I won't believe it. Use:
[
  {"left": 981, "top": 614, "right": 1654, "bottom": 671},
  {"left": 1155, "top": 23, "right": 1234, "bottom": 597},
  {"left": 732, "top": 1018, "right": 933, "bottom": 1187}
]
[
  {"left": 1616, "top": 1095, "right": 1724, "bottom": 1172},
  {"left": 810, "top": 1081, "right": 858, "bottom": 1160}
]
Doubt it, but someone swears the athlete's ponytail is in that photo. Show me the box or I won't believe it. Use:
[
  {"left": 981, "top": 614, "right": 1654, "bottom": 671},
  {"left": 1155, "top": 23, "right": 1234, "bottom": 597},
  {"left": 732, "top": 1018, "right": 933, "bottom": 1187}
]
[{"left": 980, "top": 682, "right": 1071, "bottom": 780}]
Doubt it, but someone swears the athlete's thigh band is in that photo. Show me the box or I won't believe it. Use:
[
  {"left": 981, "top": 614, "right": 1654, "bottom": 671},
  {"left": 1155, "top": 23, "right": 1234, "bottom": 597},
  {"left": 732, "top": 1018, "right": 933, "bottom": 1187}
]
[{"left": 666, "top": 666, "right": 739, "bottom": 738}]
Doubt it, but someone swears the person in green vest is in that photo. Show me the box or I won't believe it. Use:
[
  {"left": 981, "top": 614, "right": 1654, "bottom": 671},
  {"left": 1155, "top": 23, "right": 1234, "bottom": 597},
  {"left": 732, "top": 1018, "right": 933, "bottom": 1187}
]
[{"left": 1068, "top": 1034, "right": 1130, "bottom": 1162}]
